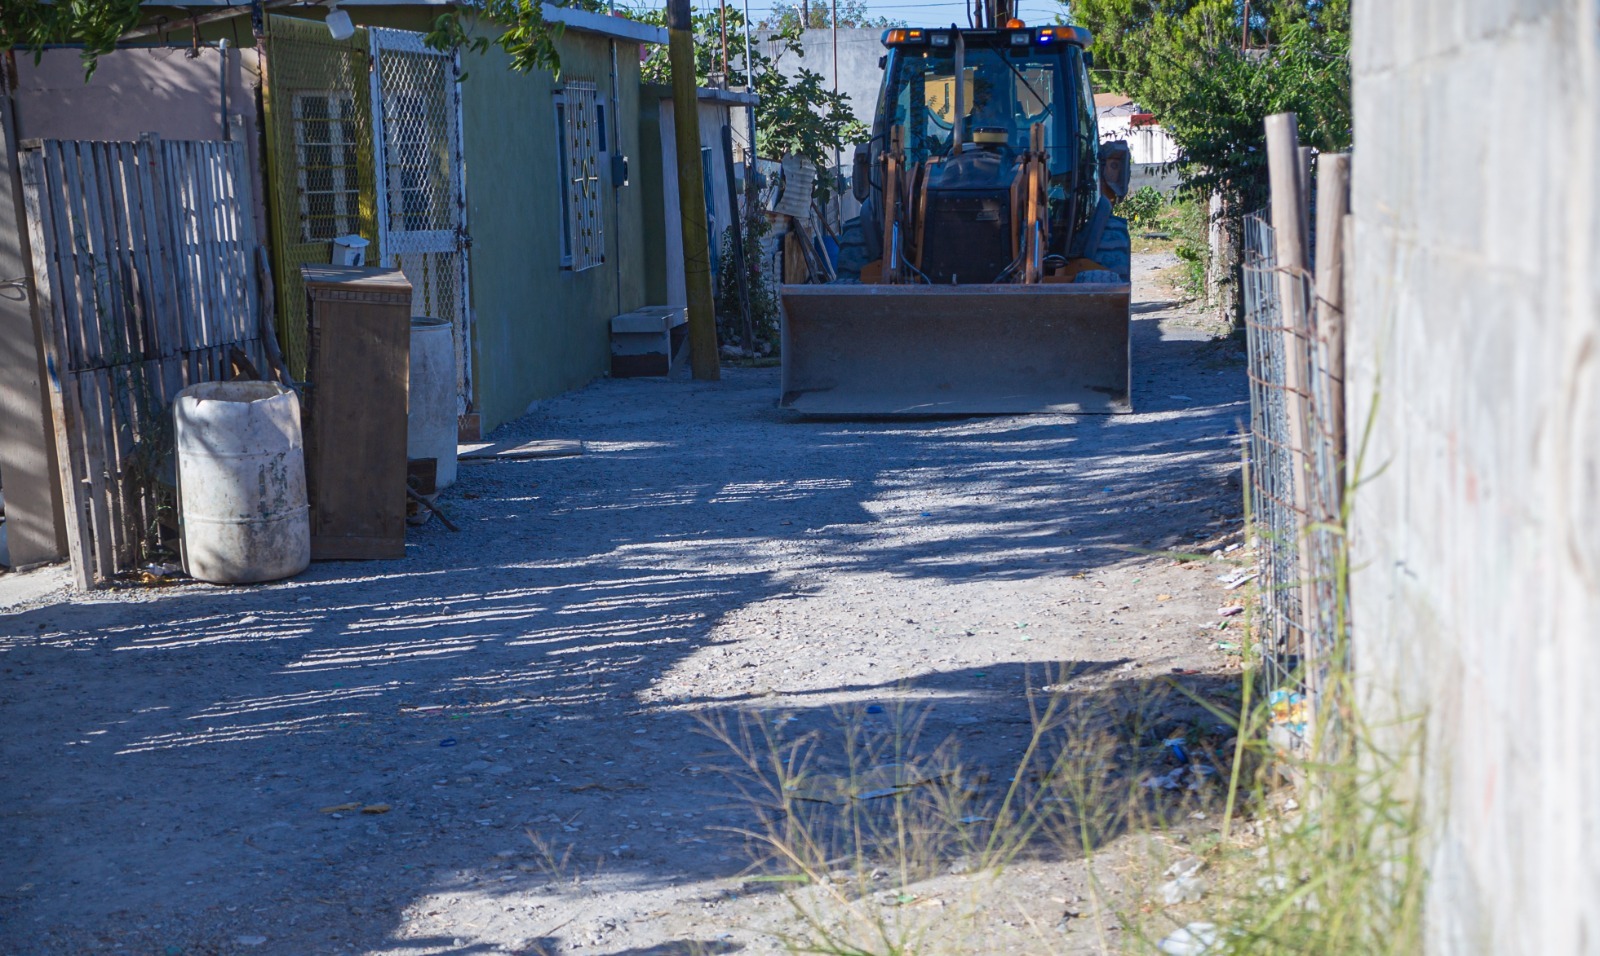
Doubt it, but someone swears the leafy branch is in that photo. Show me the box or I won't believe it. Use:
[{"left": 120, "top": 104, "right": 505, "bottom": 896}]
[{"left": 0, "top": 0, "right": 144, "bottom": 78}]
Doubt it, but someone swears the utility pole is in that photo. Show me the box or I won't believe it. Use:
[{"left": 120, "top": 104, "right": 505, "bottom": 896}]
[
  {"left": 719, "top": 0, "right": 728, "bottom": 79},
  {"left": 1242, "top": 0, "right": 1250, "bottom": 50},
  {"left": 667, "top": 0, "right": 722, "bottom": 380}
]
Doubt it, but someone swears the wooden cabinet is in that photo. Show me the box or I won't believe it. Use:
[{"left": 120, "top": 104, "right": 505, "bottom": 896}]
[{"left": 301, "top": 265, "right": 412, "bottom": 560}]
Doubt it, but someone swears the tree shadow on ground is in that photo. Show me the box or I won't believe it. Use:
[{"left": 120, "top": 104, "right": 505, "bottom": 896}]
[{"left": 0, "top": 309, "right": 1251, "bottom": 954}]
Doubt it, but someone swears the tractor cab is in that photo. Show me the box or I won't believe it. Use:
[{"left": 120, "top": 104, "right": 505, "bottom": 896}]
[{"left": 853, "top": 25, "right": 1103, "bottom": 281}]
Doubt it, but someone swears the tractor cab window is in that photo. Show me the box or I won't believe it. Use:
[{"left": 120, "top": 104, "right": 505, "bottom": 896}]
[{"left": 884, "top": 44, "right": 1068, "bottom": 170}]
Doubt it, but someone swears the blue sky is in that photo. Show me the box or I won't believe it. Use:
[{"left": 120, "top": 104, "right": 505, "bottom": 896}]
[{"left": 677, "top": 0, "right": 1072, "bottom": 30}]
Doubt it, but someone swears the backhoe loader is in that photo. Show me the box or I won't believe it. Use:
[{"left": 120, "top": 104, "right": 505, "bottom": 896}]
[{"left": 778, "top": 9, "right": 1134, "bottom": 415}]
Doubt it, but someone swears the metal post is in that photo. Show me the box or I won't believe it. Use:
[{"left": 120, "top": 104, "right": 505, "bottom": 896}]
[
  {"left": 668, "top": 0, "right": 721, "bottom": 380},
  {"left": 742, "top": 0, "right": 756, "bottom": 168},
  {"left": 742, "top": 0, "right": 754, "bottom": 91}
]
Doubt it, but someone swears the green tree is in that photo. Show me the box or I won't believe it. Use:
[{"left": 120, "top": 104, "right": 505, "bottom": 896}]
[
  {"left": 425, "top": 0, "right": 613, "bottom": 77},
  {"left": 1069, "top": 0, "right": 1348, "bottom": 318},
  {"left": 0, "top": 0, "right": 144, "bottom": 78},
  {"left": 753, "top": 30, "right": 868, "bottom": 199},
  {"left": 760, "top": 0, "right": 900, "bottom": 32},
  {"left": 1069, "top": 0, "right": 1350, "bottom": 213},
  {"left": 634, "top": 7, "right": 866, "bottom": 200}
]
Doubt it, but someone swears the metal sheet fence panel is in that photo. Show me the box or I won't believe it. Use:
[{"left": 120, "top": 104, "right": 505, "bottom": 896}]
[
  {"left": 1242, "top": 209, "right": 1346, "bottom": 746},
  {"left": 20, "top": 136, "right": 270, "bottom": 587}
]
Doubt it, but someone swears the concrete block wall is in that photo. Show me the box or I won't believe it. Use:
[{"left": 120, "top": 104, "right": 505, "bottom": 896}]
[{"left": 1347, "top": 1, "right": 1599, "bottom": 952}]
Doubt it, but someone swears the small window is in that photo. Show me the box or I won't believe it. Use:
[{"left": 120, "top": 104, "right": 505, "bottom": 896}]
[
  {"left": 293, "top": 92, "right": 362, "bottom": 242},
  {"left": 554, "top": 80, "right": 604, "bottom": 271}
]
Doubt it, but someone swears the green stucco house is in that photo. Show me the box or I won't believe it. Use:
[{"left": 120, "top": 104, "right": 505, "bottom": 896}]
[{"left": 248, "top": 2, "right": 668, "bottom": 434}]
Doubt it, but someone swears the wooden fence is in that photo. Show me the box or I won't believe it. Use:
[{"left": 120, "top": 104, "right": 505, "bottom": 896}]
[{"left": 20, "top": 134, "right": 275, "bottom": 588}]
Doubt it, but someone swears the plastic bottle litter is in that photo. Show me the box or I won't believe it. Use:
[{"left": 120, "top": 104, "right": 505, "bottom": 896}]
[
  {"left": 1159, "top": 922, "right": 1222, "bottom": 955},
  {"left": 1160, "top": 872, "right": 1209, "bottom": 905}
]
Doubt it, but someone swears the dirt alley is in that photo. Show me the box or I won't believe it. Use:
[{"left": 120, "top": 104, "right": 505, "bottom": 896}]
[{"left": 1, "top": 253, "right": 1251, "bottom": 955}]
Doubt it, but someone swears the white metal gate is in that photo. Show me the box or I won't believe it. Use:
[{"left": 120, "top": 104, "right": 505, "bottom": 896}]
[{"left": 369, "top": 28, "right": 472, "bottom": 414}]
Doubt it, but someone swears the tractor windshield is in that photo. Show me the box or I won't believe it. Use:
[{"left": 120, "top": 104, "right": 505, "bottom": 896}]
[{"left": 883, "top": 43, "right": 1071, "bottom": 170}]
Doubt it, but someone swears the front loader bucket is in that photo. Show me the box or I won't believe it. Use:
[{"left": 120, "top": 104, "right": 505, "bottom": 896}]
[{"left": 779, "top": 283, "right": 1132, "bottom": 415}]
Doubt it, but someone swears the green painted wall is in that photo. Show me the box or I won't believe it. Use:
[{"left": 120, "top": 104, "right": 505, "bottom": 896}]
[
  {"left": 183, "top": 4, "right": 652, "bottom": 433},
  {"left": 459, "top": 29, "right": 649, "bottom": 432}
]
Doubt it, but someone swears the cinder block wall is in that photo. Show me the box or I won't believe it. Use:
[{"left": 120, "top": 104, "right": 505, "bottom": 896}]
[{"left": 1347, "top": 1, "right": 1599, "bottom": 952}]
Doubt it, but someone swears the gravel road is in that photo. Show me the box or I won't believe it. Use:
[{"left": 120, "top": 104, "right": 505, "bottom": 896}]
[{"left": 1, "top": 253, "right": 1250, "bottom": 955}]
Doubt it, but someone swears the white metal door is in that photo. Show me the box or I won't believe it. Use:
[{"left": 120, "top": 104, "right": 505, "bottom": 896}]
[{"left": 369, "top": 28, "right": 472, "bottom": 415}]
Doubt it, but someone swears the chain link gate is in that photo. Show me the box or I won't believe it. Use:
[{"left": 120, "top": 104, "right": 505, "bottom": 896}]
[
  {"left": 369, "top": 28, "right": 472, "bottom": 416},
  {"left": 261, "top": 14, "right": 379, "bottom": 381}
]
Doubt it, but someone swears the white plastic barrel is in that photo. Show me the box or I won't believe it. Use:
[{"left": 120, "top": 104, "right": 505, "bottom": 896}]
[
  {"left": 408, "top": 317, "right": 457, "bottom": 488},
  {"left": 174, "top": 381, "right": 310, "bottom": 584}
]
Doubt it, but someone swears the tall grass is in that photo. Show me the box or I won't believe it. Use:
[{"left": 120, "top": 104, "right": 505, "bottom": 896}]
[{"left": 698, "top": 441, "right": 1429, "bottom": 955}]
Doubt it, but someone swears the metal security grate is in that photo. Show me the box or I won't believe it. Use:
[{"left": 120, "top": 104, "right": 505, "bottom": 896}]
[
  {"left": 556, "top": 80, "right": 604, "bottom": 272},
  {"left": 370, "top": 27, "right": 472, "bottom": 414},
  {"left": 262, "top": 14, "right": 377, "bottom": 381}
]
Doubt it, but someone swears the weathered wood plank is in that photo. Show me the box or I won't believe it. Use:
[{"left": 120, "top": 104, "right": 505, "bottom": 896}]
[
  {"left": 198, "top": 142, "right": 224, "bottom": 345},
  {"left": 107, "top": 142, "right": 149, "bottom": 360},
  {"left": 45, "top": 141, "right": 86, "bottom": 371},
  {"left": 137, "top": 135, "right": 181, "bottom": 358},
  {"left": 74, "top": 142, "right": 115, "bottom": 368},
  {"left": 19, "top": 148, "right": 93, "bottom": 588},
  {"left": 78, "top": 370, "right": 115, "bottom": 582},
  {"left": 228, "top": 134, "right": 262, "bottom": 342},
  {"left": 227, "top": 143, "right": 256, "bottom": 344},
  {"left": 94, "top": 143, "right": 136, "bottom": 363},
  {"left": 211, "top": 144, "right": 240, "bottom": 345},
  {"left": 161, "top": 140, "right": 194, "bottom": 349},
  {"left": 185, "top": 142, "right": 214, "bottom": 346}
]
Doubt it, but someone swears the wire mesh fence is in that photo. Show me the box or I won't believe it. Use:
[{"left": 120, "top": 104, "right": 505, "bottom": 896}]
[
  {"left": 262, "top": 14, "right": 379, "bottom": 381},
  {"left": 1241, "top": 206, "right": 1347, "bottom": 749}
]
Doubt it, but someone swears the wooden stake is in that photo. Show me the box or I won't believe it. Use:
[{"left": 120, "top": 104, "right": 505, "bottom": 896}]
[
  {"left": 1264, "top": 112, "right": 1320, "bottom": 657},
  {"left": 1314, "top": 153, "right": 1351, "bottom": 498}
]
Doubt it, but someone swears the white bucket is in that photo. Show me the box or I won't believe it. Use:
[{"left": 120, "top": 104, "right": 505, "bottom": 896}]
[
  {"left": 174, "top": 381, "right": 310, "bottom": 584},
  {"left": 408, "top": 317, "right": 457, "bottom": 489}
]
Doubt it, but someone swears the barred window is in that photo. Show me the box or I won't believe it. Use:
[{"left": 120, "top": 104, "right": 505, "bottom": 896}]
[
  {"left": 293, "top": 92, "right": 362, "bottom": 242},
  {"left": 554, "top": 81, "right": 603, "bottom": 271}
]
